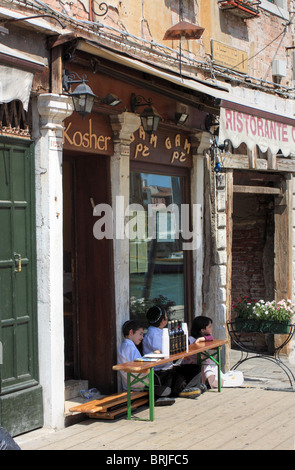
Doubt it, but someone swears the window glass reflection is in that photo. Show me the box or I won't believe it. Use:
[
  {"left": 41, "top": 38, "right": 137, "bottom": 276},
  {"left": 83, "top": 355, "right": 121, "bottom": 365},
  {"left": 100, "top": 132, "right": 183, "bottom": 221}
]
[{"left": 129, "top": 171, "right": 186, "bottom": 328}]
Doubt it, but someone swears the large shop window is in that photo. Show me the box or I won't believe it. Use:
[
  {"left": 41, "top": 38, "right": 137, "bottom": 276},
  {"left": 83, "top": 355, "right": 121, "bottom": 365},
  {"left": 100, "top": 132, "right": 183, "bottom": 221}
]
[{"left": 130, "top": 169, "right": 189, "bottom": 327}]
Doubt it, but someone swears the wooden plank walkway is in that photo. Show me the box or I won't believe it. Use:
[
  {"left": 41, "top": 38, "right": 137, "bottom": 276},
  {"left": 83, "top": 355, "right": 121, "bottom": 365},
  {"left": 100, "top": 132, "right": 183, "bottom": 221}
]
[
  {"left": 16, "top": 386, "right": 295, "bottom": 450},
  {"left": 15, "top": 351, "right": 295, "bottom": 451}
]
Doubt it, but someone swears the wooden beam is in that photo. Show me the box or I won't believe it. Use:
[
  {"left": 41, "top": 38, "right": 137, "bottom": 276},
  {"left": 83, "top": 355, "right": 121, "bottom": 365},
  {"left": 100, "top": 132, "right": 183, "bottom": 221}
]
[
  {"left": 225, "top": 170, "right": 233, "bottom": 371},
  {"left": 51, "top": 45, "right": 63, "bottom": 94},
  {"left": 248, "top": 147, "right": 256, "bottom": 170},
  {"left": 274, "top": 178, "right": 292, "bottom": 298},
  {"left": 47, "top": 32, "right": 79, "bottom": 49},
  {"left": 233, "top": 185, "right": 281, "bottom": 195},
  {"left": 0, "top": 52, "right": 44, "bottom": 73},
  {"left": 274, "top": 176, "right": 293, "bottom": 353},
  {"left": 234, "top": 172, "right": 282, "bottom": 184},
  {"left": 267, "top": 149, "right": 277, "bottom": 170},
  {"left": 222, "top": 153, "right": 295, "bottom": 173}
]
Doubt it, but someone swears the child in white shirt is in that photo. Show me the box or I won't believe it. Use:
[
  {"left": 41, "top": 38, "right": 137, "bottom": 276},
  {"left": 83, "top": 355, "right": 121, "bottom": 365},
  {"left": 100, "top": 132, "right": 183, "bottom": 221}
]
[
  {"left": 117, "top": 320, "right": 145, "bottom": 391},
  {"left": 118, "top": 319, "right": 175, "bottom": 405},
  {"left": 143, "top": 306, "right": 206, "bottom": 398}
]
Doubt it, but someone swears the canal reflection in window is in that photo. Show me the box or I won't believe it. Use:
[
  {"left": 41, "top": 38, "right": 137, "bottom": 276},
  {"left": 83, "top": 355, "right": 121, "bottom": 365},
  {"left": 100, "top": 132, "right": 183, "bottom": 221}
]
[{"left": 129, "top": 171, "right": 186, "bottom": 328}]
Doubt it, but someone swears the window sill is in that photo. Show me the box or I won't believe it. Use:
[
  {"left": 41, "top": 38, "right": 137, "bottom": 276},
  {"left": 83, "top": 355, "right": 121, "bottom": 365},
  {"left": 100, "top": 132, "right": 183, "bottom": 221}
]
[{"left": 259, "top": 0, "right": 289, "bottom": 20}]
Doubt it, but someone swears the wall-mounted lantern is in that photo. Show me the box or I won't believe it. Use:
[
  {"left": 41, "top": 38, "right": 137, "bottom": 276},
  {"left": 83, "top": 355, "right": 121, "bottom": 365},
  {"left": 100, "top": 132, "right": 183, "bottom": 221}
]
[
  {"left": 63, "top": 71, "right": 96, "bottom": 119},
  {"left": 130, "top": 93, "right": 161, "bottom": 135}
]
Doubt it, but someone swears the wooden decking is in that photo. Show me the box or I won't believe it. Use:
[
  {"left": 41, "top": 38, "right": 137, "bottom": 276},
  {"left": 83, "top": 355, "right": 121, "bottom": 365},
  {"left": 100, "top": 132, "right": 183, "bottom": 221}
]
[
  {"left": 16, "top": 387, "right": 295, "bottom": 450},
  {"left": 16, "top": 351, "right": 295, "bottom": 450}
]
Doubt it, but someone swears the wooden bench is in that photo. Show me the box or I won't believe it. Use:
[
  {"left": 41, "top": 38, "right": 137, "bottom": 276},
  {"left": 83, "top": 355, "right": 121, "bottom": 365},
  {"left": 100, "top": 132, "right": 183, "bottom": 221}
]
[
  {"left": 69, "top": 391, "right": 149, "bottom": 420},
  {"left": 113, "top": 339, "right": 228, "bottom": 421}
]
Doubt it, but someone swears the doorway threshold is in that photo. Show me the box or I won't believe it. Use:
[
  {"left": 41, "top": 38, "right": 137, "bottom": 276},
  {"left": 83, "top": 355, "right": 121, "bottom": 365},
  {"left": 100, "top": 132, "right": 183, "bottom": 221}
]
[{"left": 64, "top": 380, "right": 105, "bottom": 427}]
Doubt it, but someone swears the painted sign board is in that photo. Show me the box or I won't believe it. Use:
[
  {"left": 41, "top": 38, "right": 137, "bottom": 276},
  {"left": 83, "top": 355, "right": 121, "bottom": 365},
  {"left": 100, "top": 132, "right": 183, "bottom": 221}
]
[{"left": 211, "top": 40, "right": 248, "bottom": 74}]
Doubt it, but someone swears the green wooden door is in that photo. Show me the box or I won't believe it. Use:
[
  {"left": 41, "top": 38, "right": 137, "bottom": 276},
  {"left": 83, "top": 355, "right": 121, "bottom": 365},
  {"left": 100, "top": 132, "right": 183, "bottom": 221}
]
[{"left": 0, "top": 138, "right": 43, "bottom": 436}]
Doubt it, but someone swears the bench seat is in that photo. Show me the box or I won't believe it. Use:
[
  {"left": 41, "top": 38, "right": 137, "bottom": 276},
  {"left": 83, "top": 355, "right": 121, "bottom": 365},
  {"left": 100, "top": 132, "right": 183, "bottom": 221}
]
[{"left": 69, "top": 391, "right": 149, "bottom": 420}]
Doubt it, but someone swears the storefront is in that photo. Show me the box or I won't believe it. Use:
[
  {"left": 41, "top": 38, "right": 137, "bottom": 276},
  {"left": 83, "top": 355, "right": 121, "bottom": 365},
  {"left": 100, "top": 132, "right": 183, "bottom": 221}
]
[
  {"left": 59, "top": 44, "right": 211, "bottom": 394},
  {"left": 62, "top": 110, "right": 117, "bottom": 392},
  {"left": 129, "top": 126, "right": 193, "bottom": 329},
  {"left": 217, "top": 99, "right": 295, "bottom": 354}
]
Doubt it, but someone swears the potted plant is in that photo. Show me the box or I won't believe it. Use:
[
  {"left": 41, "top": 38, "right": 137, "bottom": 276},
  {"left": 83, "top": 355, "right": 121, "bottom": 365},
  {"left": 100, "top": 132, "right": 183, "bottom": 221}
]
[
  {"left": 232, "top": 297, "right": 295, "bottom": 334},
  {"left": 252, "top": 299, "right": 294, "bottom": 334},
  {"left": 232, "top": 296, "right": 260, "bottom": 332}
]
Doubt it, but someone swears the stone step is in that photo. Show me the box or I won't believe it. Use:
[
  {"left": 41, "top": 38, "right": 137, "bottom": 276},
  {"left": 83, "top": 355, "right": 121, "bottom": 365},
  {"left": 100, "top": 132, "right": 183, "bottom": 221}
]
[
  {"left": 64, "top": 381, "right": 105, "bottom": 427},
  {"left": 64, "top": 379, "right": 88, "bottom": 400}
]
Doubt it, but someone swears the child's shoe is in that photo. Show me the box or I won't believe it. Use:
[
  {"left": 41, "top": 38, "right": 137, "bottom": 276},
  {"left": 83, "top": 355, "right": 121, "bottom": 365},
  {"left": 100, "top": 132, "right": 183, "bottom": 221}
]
[{"left": 178, "top": 386, "right": 201, "bottom": 398}]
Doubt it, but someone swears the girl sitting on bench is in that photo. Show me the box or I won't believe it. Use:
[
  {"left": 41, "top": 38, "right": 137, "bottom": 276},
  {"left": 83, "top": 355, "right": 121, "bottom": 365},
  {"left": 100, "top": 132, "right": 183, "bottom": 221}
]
[{"left": 184, "top": 316, "right": 243, "bottom": 388}]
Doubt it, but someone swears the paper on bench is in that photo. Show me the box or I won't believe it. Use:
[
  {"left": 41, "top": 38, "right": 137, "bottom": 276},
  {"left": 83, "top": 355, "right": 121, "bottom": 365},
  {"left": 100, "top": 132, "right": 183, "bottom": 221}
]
[
  {"left": 143, "top": 353, "right": 166, "bottom": 358},
  {"left": 134, "top": 354, "right": 166, "bottom": 361}
]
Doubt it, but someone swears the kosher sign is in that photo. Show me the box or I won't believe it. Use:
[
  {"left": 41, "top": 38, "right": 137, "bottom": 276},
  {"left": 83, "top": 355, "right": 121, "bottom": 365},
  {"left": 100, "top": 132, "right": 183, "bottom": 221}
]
[
  {"left": 219, "top": 107, "right": 295, "bottom": 157},
  {"left": 62, "top": 116, "right": 113, "bottom": 155}
]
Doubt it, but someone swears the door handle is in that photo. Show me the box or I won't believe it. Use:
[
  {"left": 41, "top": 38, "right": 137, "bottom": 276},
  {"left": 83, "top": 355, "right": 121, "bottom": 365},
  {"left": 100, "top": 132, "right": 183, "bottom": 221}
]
[{"left": 14, "top": 253, "right": 22, "bottom": 273}]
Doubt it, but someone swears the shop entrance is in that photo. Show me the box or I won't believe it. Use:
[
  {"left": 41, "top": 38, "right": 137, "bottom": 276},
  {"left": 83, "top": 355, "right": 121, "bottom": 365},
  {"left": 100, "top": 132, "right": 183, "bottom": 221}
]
[
  {"left": 231, "top": 190, "right": 275, "bottom": 352},
  {"left": 63, "top": 153, "right": 116, "bottom": 394},
  {"left": 0, "top": 137, "right": 43, "bottom": 435},
  {"left": 232, "top": 191, "right": 275, "bottom": 306},
  {"left": 229, "top": 170, "right": 291, "bottom": 353}
]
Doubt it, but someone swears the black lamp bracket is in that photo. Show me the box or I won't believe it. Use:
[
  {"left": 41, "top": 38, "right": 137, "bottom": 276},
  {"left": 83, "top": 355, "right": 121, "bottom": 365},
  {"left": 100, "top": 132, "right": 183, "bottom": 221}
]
[
  {"left": 131, "top": 93, "right": 153, "bottom": 113},
  {"left": 63, "top": 70, "right": 88, "bottom": 92}
]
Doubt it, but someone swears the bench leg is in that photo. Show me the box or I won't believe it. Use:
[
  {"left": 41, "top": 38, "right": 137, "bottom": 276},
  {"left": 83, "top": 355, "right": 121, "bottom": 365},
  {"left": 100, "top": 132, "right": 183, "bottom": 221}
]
[
  {"left": 126, "top": 370, "right": 154, "bottom": 421},
  {"left": 148, "top": 368, "right": 155, "bottom": 421},
  {"left": 198, "top": 346, "right": 222, "bottom": 392},
  {"left": 217, "top": 346, "right": 221, "bottom": 392},
  {"left": 127, "top": 373, "right": 132, "bottom": 420}
]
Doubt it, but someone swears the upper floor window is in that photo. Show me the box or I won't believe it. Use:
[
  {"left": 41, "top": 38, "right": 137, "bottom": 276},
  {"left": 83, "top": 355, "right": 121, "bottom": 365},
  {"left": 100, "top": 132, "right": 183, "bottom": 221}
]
[{"left": 260, "top": 0, "right": 288, "bottom": 18}]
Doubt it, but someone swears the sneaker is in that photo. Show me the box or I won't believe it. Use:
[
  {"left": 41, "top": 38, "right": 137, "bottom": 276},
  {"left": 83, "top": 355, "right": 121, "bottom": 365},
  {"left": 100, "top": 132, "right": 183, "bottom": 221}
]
[
  {"left": 178, "top": 386, "right": 201, "bottom": 398},
  {"left": 155, "top": 397, "right": 175, "bottom": 406}
]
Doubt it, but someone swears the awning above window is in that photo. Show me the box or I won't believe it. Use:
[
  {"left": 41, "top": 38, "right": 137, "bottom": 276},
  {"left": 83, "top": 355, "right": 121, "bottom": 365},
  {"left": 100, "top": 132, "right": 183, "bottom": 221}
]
[
  {"left": 0, "top": 65, "right": 34, "bottom": 111},
  {"left": 219, "top": 101, "right": 295, "bottom": 157},
  {"left": 0, "top": 44, "right": 45, "bottom": 111}
]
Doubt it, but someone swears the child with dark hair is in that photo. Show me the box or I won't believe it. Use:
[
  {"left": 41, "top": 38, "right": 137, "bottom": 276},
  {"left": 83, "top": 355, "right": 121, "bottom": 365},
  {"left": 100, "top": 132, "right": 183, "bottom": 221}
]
[
  {"left": 117, "top": 318, "right": 175, "bottom": 405},
  {"left": 117, "top": 320, "right": 145, "bottom": 391},
  {"left": 187, "top": 316, "right": 244, "bottom": 388},
  {"left": 190, "top": 316, "right": 214, "bottom": 343},
  {"left": 142, "top": 305, "right": 206, "bottom": 399},
  {"left": 187, "top": 316, "right": 220, "bottom": 388}
]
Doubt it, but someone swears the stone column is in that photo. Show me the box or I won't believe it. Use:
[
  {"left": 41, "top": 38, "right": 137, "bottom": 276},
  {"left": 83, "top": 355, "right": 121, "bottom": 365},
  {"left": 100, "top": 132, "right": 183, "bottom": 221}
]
[
  {"left": 35, "top": 94, "right": 73, "bottom": 429},
  {"left": 190, "top": 132, "right": 212, "bottom": 318},
  {"left": 191, "top": 131, "right": 228, "bottom": 368},
  {"left": 109, "top": 112, "right": 141, "bottom": 363}
]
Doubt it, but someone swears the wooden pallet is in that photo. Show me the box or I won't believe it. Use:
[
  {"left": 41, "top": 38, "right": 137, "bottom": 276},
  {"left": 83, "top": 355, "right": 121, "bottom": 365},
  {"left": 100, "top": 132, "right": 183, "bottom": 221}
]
[{"left": 69, "top": 391, "right": 149, "bottom": 420}]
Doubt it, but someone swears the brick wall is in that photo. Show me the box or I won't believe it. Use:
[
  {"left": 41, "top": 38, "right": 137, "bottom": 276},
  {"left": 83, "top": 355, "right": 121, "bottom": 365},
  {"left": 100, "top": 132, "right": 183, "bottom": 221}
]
[
  {"left": 231, "top": 192, "right": 275, "bottom": 352},
  {"left": 231, "top": 193, "right": 274, "bottom": 305}
]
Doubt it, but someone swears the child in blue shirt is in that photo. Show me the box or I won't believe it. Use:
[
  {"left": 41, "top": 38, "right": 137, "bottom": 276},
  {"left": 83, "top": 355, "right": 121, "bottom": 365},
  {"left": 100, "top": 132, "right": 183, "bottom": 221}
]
[
  {"left": 117, "top": 319, "right": 175, "bottom": 405},
  {"left": 143, "top": 306, "right": 206, "bottom": 398},
  {"left": 117, "top": 320, "right": 145, "bottom": 391}
]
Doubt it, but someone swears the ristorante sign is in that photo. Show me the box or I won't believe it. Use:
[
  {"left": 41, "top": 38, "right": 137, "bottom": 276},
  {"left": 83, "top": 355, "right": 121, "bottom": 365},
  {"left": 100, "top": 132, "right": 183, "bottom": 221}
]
[{"left": 219, "top": 107, "right": 295, "bottom": 157}]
